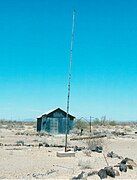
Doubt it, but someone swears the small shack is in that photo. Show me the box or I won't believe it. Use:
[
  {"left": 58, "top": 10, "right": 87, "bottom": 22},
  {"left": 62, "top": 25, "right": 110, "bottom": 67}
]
[{"left": 37, "top": 108, "right": 75, "bottom": 134}]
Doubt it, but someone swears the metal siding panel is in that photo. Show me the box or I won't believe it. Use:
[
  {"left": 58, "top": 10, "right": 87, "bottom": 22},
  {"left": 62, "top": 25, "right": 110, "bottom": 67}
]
[
  {"left": 37, "top": 118, "right": 42, "bottom": 131},
  {"left": 41, "top": 117, "right": 50, "bottom": 133},
  {"left": 50, "top": 118, "right": 58, "bottom": 134},
  {"left": 38, "top": 110, "right": 74, "bottom": 134}
]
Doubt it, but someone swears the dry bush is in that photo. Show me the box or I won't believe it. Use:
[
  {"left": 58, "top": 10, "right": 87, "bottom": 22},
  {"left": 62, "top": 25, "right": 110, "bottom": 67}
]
[
  {"left": 78, "top": 159, "right": 93, "bottom": 169},
  {"left": 92, "top": 118, "right": 117, "bottom": 126},
  {"left": 124, "top": 126, "right": 132, "bottom": 133},
  {"left": 74, "top": 119, "right": 88, "bottom": 130},
  {"left": 86, "top": 138, "right": 103, "bottom": 150},
  {"left": 83, "top": 150, "right": 92, "bottom": 157}
]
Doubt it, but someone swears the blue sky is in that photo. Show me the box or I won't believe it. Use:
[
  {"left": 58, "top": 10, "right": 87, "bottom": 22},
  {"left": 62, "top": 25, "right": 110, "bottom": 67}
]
[{"left": 0, "top": 0, "right": 137, "bottom": 121}]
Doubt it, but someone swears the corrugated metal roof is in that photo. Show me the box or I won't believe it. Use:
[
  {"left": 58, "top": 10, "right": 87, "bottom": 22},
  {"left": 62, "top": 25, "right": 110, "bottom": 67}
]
[{"left": 37, "top": 107, "right": 75, "bottom": 119}]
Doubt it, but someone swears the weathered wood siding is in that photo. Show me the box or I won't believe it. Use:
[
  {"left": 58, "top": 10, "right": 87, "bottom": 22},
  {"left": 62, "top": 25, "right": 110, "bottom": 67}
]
[
  {"left": 37, "top": 118, "right": 42, "bottom": 131},
  {"left": 37, "top": 108, "right": 74, "bottom": 134}
]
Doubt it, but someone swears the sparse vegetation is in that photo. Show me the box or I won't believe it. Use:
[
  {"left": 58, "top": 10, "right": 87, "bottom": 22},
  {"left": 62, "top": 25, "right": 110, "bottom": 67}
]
[
  {"left": 78, "top": 159, "right": 93, "bottom": 169},
  {"left": 87, "top": 138, "right": 103, "bottom": 151},
  {"left": 83, "top": 150, "right": 92, "bottom": 157},
  {"left": 0, "top": 120, "right": 137, "bottom": 179},
  {"left": 74, "top": 119, "right": 88, "bottom": 130},
  {"left": 0, "top": 120, "right": 35, "bottom": 130},
  {"left": 92, "top": 118, "right": 117, "bottom": 126}
]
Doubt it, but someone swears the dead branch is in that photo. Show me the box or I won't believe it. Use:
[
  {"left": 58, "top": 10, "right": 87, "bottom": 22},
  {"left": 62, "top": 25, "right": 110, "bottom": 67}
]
[{"left": 70, "top": 135, "right": 106, "bottom": 141}]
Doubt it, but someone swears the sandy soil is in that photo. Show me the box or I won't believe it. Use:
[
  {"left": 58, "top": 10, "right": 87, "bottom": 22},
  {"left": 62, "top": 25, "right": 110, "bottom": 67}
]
[{"left": 0, "top": 123, "right": 137, "bottom": 179}]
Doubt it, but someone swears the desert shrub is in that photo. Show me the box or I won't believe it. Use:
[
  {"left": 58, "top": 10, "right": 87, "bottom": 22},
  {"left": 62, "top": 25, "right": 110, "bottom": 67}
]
[
  {"left": 74, "top": 119, "right": 88, "bottom": 130},
  {"left": 86, "top": 138, "right": 103, "bottom": 150},
  {"left": 92, "top": 118, "right": 101, "bottom": 125},
  {"left": 108, "top": 120, "right": 117, "bottom": 126},
  {"left": 83, "top": 150, "right": 92, "bottom": 157},
  {"left": 92, "top": 118, "right": 117, "bottom": 126},
  {"left": 78, "top": 159, "right": 93, "bottom": 169},
  {"left": 124, "top": 126, "right": 132, "bottom": 132},
  {"left": 92, "top": 118, "right": 107, "bottom": 126}
]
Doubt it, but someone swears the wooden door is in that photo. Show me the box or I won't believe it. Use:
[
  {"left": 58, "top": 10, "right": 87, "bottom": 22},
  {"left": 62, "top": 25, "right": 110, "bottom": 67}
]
[{"left": 50, "top": 118, "right": 58, "bottom": 134}]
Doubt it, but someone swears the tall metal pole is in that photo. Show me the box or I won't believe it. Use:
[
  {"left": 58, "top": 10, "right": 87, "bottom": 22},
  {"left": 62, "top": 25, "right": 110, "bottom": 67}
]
[{"left": 65, "top": 10, "right": 75, "bottom": 152}]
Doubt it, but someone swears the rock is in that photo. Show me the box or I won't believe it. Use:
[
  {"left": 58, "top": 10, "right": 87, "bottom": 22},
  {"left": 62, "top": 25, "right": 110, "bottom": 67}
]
[
  {"left": 121, "top": 158, "right": 137, "bottom": 167},
  {"left": 98, "top": 166, "right": 117, "bottom": 179},
  {"left": 96, "top": 146, "right": 103, "bottom": 153},
  {"left": 74, "top": 146, "right": 82, "bottom": 152},
  {"left": 91, "top": 146, "right": 96, "bottom": 151},
  {"left": 44, "top": 143, "right": 49, "bottom": 147},
  {"left": 26, "top": 144, "right": 31, "bottom": 147},
  {"left": 127, "top": 164, "right": 133, "bottom": 170},
  {"left": 46, "top": 169, "right": 56, "bottom": 175},
  {"left": 107, "top": 151, "right": 123, "bottom": 159},
  {"left": 126, "top": 158, "right": 137, "bottom": 167},
  {"left": 72, "top": 171, "right": 85, "bottom": 180},
  {"left": 119, "top": 163, "right": 127, "bottom": 172},
  {"left": 38, "top": 143, "right": 43, "bottom": 148},
  {"left": 104, "top": 166, "right": 115, "bottom": 178},
  {"left": 91, "top": 146, "right": 103, "bottom": 153},
  {"left": 121, "top": 158, "right": 128, "bottom": 164},
  {"left": 114, "top": 169, "right": 120, "bottom": 176},
  {"left": 107, "top": 151, "right": 115, "bottom": 158},
  {"left": 0, "top": 143, "right": 3, "bottom": 146},
  {"left": 87, "top": 171, "right": 98, "bottom": 177},
  {"left": 98, "top": 169, "right": 107, "bottom": 179}
]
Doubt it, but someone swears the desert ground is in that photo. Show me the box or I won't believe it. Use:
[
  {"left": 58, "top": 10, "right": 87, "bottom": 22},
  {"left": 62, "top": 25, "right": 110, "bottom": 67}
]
[{"left": 0, "top": 121, "right": 137, "bottom": 179}]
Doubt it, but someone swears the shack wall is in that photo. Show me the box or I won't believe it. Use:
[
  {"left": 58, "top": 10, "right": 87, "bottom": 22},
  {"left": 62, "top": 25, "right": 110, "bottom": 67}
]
[
  {"left": 37, "top": 118, "right": 42, "bottom": 131},
  {"left": 37, "top": 108, "right": 74, "bottom": 134}
]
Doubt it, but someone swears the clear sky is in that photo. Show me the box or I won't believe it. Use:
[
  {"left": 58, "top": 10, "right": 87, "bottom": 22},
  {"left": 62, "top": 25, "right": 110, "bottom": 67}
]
[{"left": 0, "top": 0, "right": 137, "bottom": 121}]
